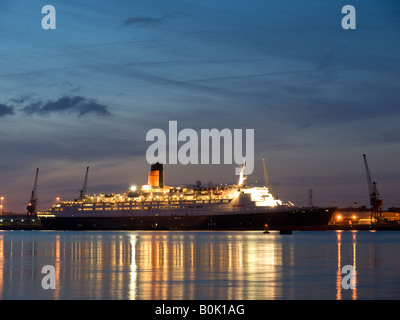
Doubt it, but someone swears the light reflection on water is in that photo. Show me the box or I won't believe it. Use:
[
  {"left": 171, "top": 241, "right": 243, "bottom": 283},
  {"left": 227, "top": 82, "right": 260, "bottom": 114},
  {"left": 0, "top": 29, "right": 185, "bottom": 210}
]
[{"left": 0, "top": 230, "right": 399, "bottom": 300}]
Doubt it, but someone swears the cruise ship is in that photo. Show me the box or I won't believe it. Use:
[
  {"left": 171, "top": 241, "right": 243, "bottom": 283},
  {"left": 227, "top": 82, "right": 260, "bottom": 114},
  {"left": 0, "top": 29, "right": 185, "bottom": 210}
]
[{"left": 38, "top": 162, "right": 335, "bottom": 230}]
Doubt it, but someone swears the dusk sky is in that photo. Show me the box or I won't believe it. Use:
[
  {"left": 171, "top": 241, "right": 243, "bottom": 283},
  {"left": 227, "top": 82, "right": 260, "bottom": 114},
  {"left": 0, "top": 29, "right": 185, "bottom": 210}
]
[{"left": 1, "top": 0, "right": 399, "bottom": 212}]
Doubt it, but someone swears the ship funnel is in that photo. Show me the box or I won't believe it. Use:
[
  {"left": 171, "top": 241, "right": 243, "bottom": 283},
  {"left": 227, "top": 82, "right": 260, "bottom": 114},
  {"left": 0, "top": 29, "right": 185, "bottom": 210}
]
[{"left": 148, "top": 162, "right": 164, "bottom": 188}]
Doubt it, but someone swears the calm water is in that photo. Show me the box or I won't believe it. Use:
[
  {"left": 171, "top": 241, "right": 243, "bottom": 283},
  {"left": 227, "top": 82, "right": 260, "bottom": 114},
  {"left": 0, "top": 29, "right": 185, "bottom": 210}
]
[{"left": 0, "top": 230, "right": 399, "bottom": 300}]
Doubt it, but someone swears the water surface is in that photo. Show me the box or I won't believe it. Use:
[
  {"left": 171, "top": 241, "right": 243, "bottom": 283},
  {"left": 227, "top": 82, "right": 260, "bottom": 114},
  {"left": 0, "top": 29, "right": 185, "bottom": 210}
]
[{"left": 0, "top": 230, "right": 399, "bottom": 299}]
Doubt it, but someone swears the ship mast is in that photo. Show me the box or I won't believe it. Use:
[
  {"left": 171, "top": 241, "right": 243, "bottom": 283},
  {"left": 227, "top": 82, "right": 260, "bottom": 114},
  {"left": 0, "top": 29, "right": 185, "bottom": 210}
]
[
  {"left": 79, "top": 166, "right": 89, "bottom": 201},
  {"left": 237, "top": 160, "right": 247, "bottom": 186},
  {"left": 262, "top": 157, "right": 274, "bottom": 195}
]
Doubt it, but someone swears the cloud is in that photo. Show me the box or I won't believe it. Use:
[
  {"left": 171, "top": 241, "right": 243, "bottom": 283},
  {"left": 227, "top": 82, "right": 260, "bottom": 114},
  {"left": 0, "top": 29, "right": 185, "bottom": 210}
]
[
  {"left": 123, "top": 15, "right": 170, "bottom": 27},
  {"left": 0, "top": 103, "right": 14, "bottom": 117},
  {"left": 22, "top": 96, "right": 112, "bottom": 117},
  {"left": 9, "top": 95, "right": 30, "bottom": 105}
]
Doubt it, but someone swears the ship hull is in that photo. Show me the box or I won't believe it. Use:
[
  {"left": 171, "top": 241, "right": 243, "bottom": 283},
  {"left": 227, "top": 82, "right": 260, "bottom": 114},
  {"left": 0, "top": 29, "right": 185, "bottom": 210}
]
[{"left": 39, "top": 207, "right": 336, "bottom": 231}]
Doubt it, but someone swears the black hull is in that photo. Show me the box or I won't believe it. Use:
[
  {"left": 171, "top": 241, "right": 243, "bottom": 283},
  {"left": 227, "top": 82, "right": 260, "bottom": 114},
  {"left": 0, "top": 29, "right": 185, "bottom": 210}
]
[{"left": 39, "top": 207, "right": 336, "bottom": 231}]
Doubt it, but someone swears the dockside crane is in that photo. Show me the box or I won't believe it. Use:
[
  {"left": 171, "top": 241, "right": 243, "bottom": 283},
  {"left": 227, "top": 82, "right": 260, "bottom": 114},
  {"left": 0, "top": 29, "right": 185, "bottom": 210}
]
[
  {"left": 308, "top": 189, "right": 315, "bottom": 208},
  {"left": 79, "top": 166, "right": 89, "bottom": 201},
  {"left": 27, "top": 168, "right": 39, "bottom": 216},
  {"left": 362, "top": 154, "right": 383, "bottom": 223}
]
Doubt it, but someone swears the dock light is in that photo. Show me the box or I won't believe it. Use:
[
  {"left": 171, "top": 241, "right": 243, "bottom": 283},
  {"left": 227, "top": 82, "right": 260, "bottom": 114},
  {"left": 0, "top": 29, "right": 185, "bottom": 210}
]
[
  {"left": 336, "top": 215, "right": 342, "bottom": 221},
  {"left": 0, "top": 197, "right": 4, "bottom": 216},
  {"left": 352, "top": 215, "right": 357, "bottom": 220},
  {"left": 130, "top": 185, "right": 137, "bottom": 192}
]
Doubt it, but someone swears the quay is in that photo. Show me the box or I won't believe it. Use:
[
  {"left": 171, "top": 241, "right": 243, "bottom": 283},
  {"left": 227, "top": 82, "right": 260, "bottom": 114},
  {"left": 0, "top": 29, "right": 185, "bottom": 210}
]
[
  {"left": 0, "top": 215, "right": 43, "bottom": 230},
  {"left": 328, "top": 222, "right": 400, "bottom": 231},
  {"left": 0, "top": 210, "right": 399, "bottom": 231},
  {"left": 327, "top": 208, "right": 400, "bottom": 231}
]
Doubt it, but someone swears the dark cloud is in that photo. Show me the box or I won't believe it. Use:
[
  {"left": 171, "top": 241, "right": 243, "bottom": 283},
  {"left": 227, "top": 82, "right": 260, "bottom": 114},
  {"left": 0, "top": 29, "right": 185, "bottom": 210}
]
[
  {"left": 9, "top": 95, "right": 30, "bottom": 105},
  {"left": 22, "top": 96, "right": 112, "bottom": 117},
  {"left": 0, "top": 103, "right": 14, "bottom": 117},
  {"left": 123, "top": 15, "right": 170, "bottom": 27}
]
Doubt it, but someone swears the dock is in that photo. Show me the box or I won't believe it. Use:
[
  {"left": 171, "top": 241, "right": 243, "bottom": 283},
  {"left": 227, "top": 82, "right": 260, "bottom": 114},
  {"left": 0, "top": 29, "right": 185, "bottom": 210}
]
[
  {"left": 328, "top": 222, "right": 400, "bottom": 231},
  {"left": 0, "top": 215, "right": 43, "bottom": 230},
  {"left": 0, "top": 214, "right": 399, "bottom": 232},
  {"left": 328, "top": 208, "right": 400, "bottom": 231}
]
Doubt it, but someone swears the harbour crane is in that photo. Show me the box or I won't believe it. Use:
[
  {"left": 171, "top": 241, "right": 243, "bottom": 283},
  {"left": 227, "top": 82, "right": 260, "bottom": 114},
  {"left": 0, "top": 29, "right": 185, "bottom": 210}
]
[
  {"left": 27, "top": 168, "right": 39, "bottom": 216},
  {"left": 79, "top": 166, "right": 89, "bottom": 201},
  {"left": 362, "top": 154, "right": 383, "bottom": 223},
  {"left": 308, "top": 189, "right": 314, "bottom": 208}
]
